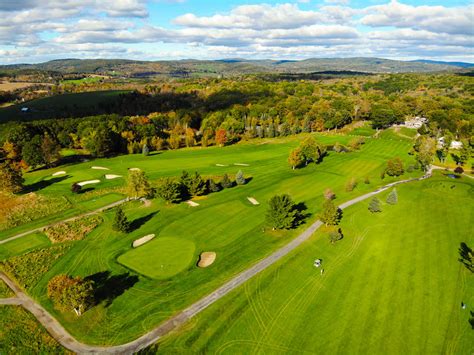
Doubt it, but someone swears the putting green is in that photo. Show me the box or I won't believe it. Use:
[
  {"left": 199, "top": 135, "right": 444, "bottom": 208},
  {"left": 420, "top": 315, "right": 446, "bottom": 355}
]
[{"left": 118, "top": 237, "right": 196, "bottom": 279}]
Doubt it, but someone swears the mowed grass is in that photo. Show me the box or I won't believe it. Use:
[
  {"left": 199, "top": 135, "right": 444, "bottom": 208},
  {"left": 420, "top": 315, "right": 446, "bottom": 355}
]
[
  {"left": 2, "top": 133, "right": 423, "bottom": 345},
  {"left": 0, "top": 90, "right": 128, "bottom": 123},
  {"left": 0, "top": 232, "right": 51, "bottom": 260},
  {"left": 118, "top": 237, "right": 196, "bottom": 279},
  {"left": 158, "top": 174, "right": 474, "bottom": 354}
]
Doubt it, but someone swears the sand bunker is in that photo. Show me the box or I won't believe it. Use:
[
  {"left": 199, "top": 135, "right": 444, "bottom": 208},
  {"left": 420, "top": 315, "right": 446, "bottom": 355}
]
[
  {"left": 52, "top": 171, "right": 66, "bottom": 176},
  {"left": 186, "top": 200, "right": 200, "bottom": 207},
  {"left": 129, "top": 168, "right": 141, "bottom": 171},
  {"left": 132, "top": 234, "right": 156, "bottom": 248},
  {"left": 234, "top": 163, "right": 250, "bottom": 166},
  {"left": 216, "top": 164, "right": 228, "bottom": 167},
  {"left": 91, "top": 166, "right": 109, "bottom": 170},
  {"left": 247, "top": 197, "right": 260, "bottom": 205},
  {"left": 198, "top": 252, "right": 216, "bottom": 268},
  {"left": 78, "top": 180, "right": 100, "bottom": 187},
  {"left": 105, "top": 174, "right": 122, "bottom": 180}
]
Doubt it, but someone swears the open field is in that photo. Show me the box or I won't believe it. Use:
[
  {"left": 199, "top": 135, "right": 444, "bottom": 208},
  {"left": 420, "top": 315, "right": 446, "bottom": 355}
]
[
  {"left": 0, "top": 132, "right": 426, "bottom": 347},
  {"left": 158, "top": 174, "right": 474, "bottom": 354},
  {"left": 0, "top": 81, "right": 49, "bottom": 91},
  {"left": 0, "top": 90, "right": 129, "bottom": 122}
]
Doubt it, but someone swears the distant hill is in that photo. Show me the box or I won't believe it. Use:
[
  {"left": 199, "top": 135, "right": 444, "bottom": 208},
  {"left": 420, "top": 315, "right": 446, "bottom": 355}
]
[
  {"left": 0, "top": 57, "right": 467, "bottom": 77},
  {"left": 411, "top": 59, "right": 474, "bottom": 68}
]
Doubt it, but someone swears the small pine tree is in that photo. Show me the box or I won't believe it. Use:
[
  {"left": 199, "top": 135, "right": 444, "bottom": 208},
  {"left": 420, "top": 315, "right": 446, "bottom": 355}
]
[
  {"left": 142, "top": 144, "right": 149, "bottom": 156},
  {"left": 156, "top": 178, "right": 181, "bottom": 203},
  {"left": 207, "top": 179, "right": 221, "bottom": 193},
  {"left": 235, "top": 170, "right": 246, "bottom": 185},
  {"left": 221, "top": 174, "right": 233, "bottom": 188},
  {"left": 188, "top": 172, "right": 207, "bottom": 196},
  {"left": 368, "top": 197, "right": 382, "bottom": 213},
  {"left": 266, "top": 194, "right": 299, "bottom": 230},
  {"left": 113, "top": 207, "right": 130, "bottom": 232},
  {"left": 386, "top": 189, "right": 398, "bottom": 205}
]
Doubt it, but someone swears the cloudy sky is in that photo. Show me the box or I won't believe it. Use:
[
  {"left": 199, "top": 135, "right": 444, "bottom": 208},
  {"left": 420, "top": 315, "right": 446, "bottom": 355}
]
[{"left": 0, "top": 0, "right": 472, "bottom": 64}]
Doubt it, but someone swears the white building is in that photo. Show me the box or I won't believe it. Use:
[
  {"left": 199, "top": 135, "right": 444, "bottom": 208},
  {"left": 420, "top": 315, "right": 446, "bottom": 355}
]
[
  {"left": 404, "top": 116, "right": 428, "bottom": 129},
  {"left": 438, "top": 137, "right": 464, "bottom": 150}
]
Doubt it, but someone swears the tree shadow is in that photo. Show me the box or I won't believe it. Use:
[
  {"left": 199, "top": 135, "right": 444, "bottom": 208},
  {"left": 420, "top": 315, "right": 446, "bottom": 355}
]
[
  {"left": 469, "top": 311, "right": 474, "bottom": 329},
  {"left": 294, "top": 202, "right": 311, "bottom": 227},
  {"left": 458, "top": 242, "right": 473, "bottom": 272},
  {"left": 22, "top": 175, "right": 70, "bottom": 193},
  {"left": 85, "top": 271, "right": 139, "bottom": 307},
  {"left": 129, "top": 211, "right": 159, "bottom": 232}
]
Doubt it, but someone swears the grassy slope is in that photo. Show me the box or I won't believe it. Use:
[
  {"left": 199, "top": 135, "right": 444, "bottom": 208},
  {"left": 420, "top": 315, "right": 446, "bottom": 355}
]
[
  {"left": 0, "top": 90, "right": 128, "bottom": 123},
  {"left": 12, "top": 134, "right": 421, "bottom": 345},
  {"left": 158, "top": 174, "right": 474, "bottom": 354},
  {"left": 0, "top": 232, "right": 51, "bottom": 260}
]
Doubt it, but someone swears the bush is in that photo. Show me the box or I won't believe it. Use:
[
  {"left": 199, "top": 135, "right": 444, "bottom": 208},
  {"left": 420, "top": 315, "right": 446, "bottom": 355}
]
[
  {"left": 364, "top": 176, "right": 370, "bottom": 184},
  {"left": 386, "top": 157, "right": 404, "bottom": 176},
  {"left": 328, "top": 228, "right": 344, "bottom": 244},
  {"left": 324, "top": 188, "right": 336, "bottom": 200},
  {"left": 71, "top": 183, "right": 82, "bottom": 194},
  {"left": 221, "top": 174, "right": 234, "bottom": 188},
  {"left": 235, "top": 170, "right": 246, "bottom": 185},
  {"left": 44, "top": 215, "right": 103, "bottom": 243},
  {"left": 345, "top": 177, "right": 357, "bottom": 192},
  {"left": 454, "top": 166, "right": 464, "bottom": 174}
]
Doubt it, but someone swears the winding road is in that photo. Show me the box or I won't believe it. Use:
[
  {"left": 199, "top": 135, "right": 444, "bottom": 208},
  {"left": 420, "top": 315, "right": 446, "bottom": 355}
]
[{"left": 1, "top": 172, "right": 433, "bottom": 354}]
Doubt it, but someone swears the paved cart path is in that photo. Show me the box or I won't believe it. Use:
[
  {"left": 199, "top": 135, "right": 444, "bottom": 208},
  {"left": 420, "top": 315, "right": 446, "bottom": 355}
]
[{"left": 0, "top": 172, "right": 433, "bottom": 354}]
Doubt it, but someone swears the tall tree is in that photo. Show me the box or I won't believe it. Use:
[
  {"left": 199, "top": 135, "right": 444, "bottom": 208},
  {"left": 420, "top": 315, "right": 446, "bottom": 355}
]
[
  {"left": 215, "top": 128, "right": 227, "bottom": 147},
  {"left": 113, "top": 206, "right": 130, "bottom": 233},
  {"left": 320, "top": 199, "right": 340, "bottom": 226},
  {"left": 0, "top": 161, "right": 24, "bottom": 194},
  {"left": 47, "top": 274, "right": 94, "bottom": 316},
  {"left": 127, "top": 170, "right": 153, "bottom": 199},
  {"left": 288, "top": 147, "right": 304, "bottom": 170},
  {"left": 41, "top": 134, "right": 61, "bottom": 167},
  {"left": 156, "top": 178, "right": 181, "bottom": 203},
  {"left": 416, "top": 136, "right": 436, "bottom": 171},
  {"left": 22, "top": 135, "right": 45, "bottom": 168},
  {"left": 266, "top": 194, "right": 299, "bottom": 230}
]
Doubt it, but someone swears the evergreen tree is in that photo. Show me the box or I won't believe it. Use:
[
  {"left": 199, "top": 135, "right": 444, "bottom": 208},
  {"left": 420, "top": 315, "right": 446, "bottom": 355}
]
[
  {"left": 188, "top": 172, "right": 207, "bottom": 196},
  {"left": 0, "top": 161, "right": 24, "bottom": 194},
  {"left": 235, "top": 170, "right": 246, "bottom": 185},
  {"left": 156, "top": 178, "right": 181, "bottom": 203},
  {"left": 386, "top": 189, "right": 398, "bottom": 205},
  {"left": 368, "top": 197, "right": 382, "bottom": 213},
  {"left": 266, "top": 194, "right": 299, "bottom": 230},
  {"left": 142, "top": 144, "right": 149, "bottom": 156},
  {"left": 127, "top": 170, "right": 153, "bottom": 199},
  {"left": 320, "top": 199, "right": 340, "bottom": 226},
  {"left": 113, "top": 206, "right": 130, "bottom": 232},
  {"left": 207, "top": 179, "right": 221, "bottom": 193},
  {"left": 221, "top": 173, "right": 233, "bottom": 188}
]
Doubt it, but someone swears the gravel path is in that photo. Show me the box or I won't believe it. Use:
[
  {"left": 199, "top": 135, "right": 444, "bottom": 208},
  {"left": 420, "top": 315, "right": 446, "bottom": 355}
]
[
  {"left": 0, "top": 172, "right": 432, "bottom": 354},
  {"left": 0, "top": 198, "right": 129, "bottom": 246}
]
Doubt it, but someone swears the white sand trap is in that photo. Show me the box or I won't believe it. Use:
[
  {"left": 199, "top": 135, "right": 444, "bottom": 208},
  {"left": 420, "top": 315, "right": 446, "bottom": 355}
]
[
  {"left": 105, "top": 174, "right": 122, "bottom": 180},
  {"left": 78, "top": 180, "right": 100, "bottom": 187},
  {"left": 91, "top": 166, "right": 109, "bottom": 170},
  {"left": 234, "top": 163, "right": 250, "bottom": 166},
  {"left": 198, "top": 252, "right": 216, "bottom": 268},
  {"left": 186, "top": 200, "right": 200, "bottom": 207},
  {"left": 132, "top": 234, "right": 155, "bottom": 248},
  {"left": 247, "top": 197, "right": 260, "bottom": 205},
  {"left": 129, "top": 168, "right": 141, "bottom": 171},
  {"left": 216, "top": 164, "right": 228, "bottom": 167},
  {"left": 52, "top": 171, "right": 66, "bottom": 176}
]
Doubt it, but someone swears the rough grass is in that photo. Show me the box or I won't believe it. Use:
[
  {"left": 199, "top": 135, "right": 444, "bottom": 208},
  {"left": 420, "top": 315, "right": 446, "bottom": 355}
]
[
  {"left": 0, "top": 306, "right": 65, "bottom": 354},
  {"left": 44, "top": 215, "right": 103, "bottom": 243},
  {"left": 118, "top": 237, "right": 196, "bottom": 279},
  {"left": 157, "top": 175, "right": 474, "bottom": 354},
  {"left": 0, "top": 279, "right": 13, "bottom": 297}
]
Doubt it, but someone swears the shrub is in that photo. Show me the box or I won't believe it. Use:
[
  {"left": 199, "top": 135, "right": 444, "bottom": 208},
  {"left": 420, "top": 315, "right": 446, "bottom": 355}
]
[
  {"left": 44, "top": 215, "right": 103, "bottom": 243},
  {"left": 364, "top": 176, "right": 370, "bottom": 184},
  {"left": 328, "top": 228, "right": 344, "bottom": 244},
  {"left": 324, "top": 188, "right": 336, "bottom": 200},
  {"left": 207, "top": 179, "right": 221, "bottom": 193},
  {"left": 386, "top": 157, "right": 404, "bottom": 176},
  {"left": 454, "top": 166, "right": 464, "bottom": 174},
  {"left": 345, "top": 177, "right": 357, "bottom": 192},
  {"left": 221, "top": 174, "right": 233, "bottom": 188},
  {"left": 71, "top": 183, "right": 82, "bottom": 194},
  {"left": 235, "top": 170, "right": 246, "bottom": 185},
  {"left": 386, "top": 189, "right": 398, "bottom": 205}
]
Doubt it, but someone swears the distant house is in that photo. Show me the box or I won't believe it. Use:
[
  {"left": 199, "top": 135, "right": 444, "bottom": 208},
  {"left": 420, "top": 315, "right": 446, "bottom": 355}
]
[
  {"left": 450, "top": 140, "right": 463, "bottom": 149},
  {"left": 404, "top": 116, "right": 427, "bottom": 129},
  {"left": 21, "top": 107, "right": 29, "bottom": 112}
]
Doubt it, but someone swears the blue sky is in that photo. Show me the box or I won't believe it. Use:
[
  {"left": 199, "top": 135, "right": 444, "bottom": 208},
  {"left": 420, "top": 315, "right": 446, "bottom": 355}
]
[{"left": 0, "top": 0, "right": 472, "bottom": 64}]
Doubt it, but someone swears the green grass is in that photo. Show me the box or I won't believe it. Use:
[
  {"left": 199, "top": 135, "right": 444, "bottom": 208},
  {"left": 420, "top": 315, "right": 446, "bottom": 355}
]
[
  {"left": 60, "top": 77, "right": 103, "bottom": 85},
  {"left": 157, "top": 174, "right": 474, "bottom": 354},
  {"left": 351, "top": 125, "right": 376, "bottom": 137},
  {"left": 0, "top": 90, "right": 129, "bottom": 123},
  {"left": 118, "top": 237, "right": 196, "bottom": 279},
  {"left": 0, "top": 232, "right": 51, "bottom": 261},
  {"left": 0, "top": 306, "right": 65, "bottom": 354},
  {"left": 1, "top": 133, "right": 424, "bottom": 346}
]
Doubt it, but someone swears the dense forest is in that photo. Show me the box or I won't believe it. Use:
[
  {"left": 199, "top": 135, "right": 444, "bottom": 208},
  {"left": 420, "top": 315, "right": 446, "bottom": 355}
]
[{"left": 0, "top": 73, "right": 472, "bottom": 170}]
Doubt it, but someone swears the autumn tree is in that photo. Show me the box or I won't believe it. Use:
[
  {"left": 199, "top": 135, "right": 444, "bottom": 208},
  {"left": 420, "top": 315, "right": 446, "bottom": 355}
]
[
  {"left": 215, "top": 128, "right": 227, "bottom": 147},
  {"left": 288, "top": 147, "right": 304, "bottom": 170},
  {"left": 47, "top": 274, "right": 94, "bottom": 316},
  {"left": 41, "top": 134, "right": 61, "bottom": 167},
  {"left": 0, "top": 161, "right": 24, "bottom": 194},
  {"left": 385, "top": 157, "right": 404, "bottom": 176},
  {"left": 127, "top": 170, "right": 153, "bottom": 199}
]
